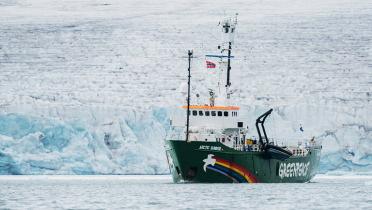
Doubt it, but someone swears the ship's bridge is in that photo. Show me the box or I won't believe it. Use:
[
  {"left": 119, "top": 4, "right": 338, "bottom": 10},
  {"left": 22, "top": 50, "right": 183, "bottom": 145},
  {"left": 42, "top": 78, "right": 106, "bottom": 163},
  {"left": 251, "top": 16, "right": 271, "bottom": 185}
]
[{"left": 171, "top": 105, "right": 246, "bottom": 130}]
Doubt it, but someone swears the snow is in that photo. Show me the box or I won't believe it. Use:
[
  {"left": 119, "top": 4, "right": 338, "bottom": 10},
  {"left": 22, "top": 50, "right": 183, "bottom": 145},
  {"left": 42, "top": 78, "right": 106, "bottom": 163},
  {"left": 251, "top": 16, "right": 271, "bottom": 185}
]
[{"left": 0, "top": 0, "right": 371, "bottom": 174}]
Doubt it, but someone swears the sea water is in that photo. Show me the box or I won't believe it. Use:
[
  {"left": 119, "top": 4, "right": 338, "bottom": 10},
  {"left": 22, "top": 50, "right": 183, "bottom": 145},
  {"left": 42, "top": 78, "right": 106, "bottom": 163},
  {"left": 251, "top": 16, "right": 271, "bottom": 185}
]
[{"left": 0, "top": 175, "right": 371, "bottom": 210}]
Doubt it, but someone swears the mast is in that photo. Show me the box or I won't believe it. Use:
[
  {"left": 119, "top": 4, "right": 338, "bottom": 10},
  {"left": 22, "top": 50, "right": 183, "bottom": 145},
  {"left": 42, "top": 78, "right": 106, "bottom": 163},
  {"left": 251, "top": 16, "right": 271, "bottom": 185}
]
[
  {"left": 221, "top": 14, "right": 237, "bottom": 99},
  {"left": 226, "top": 41, "right": 232, "bottom": 88},
  {"left": 186, "top": 50, "right": 193, "bottom": 142}
]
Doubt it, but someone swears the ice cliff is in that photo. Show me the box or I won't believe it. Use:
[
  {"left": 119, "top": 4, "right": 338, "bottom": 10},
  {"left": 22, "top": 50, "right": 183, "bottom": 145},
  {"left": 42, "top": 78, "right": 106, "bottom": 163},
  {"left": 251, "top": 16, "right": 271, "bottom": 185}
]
[
  {"left": 0, "top": 104, "right": 371, "bottom": 175},
  {"left": 0, "top": 108, "right": 170, "bottom": 174}
]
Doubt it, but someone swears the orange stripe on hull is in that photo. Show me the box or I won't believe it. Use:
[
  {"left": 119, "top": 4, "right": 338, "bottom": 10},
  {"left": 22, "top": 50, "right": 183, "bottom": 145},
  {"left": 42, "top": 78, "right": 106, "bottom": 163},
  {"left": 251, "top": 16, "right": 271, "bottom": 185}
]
[{"left": 181, "top": 105, "right": 240, "bottom": 110}]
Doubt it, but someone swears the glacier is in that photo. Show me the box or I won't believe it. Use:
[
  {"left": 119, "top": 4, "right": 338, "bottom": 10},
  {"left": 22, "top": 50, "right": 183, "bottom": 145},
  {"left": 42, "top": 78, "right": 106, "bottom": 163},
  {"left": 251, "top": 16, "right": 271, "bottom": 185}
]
[
  {"left": 0, "top": 0, "right": 371, "bottom": 174},
  {"left": 0, "top": 105, "right": 371, "bottom": 175},
  {"left": 0, "top": 108, "right": 170, "bottom": 174}
]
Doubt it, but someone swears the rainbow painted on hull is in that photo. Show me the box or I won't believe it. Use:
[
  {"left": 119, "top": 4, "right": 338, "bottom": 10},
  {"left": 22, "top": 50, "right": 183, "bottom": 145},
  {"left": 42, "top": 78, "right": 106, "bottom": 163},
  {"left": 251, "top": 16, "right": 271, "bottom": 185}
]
[{"left": 206, "top": 156, "right": 258, "bottom": 183}]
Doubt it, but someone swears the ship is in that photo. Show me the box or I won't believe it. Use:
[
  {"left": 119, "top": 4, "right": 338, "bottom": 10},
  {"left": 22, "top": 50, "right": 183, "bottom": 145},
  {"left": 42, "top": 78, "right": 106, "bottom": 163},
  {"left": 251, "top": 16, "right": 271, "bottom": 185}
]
[{"left": 165, "top": 15, "right": 322, "bottom": 183}]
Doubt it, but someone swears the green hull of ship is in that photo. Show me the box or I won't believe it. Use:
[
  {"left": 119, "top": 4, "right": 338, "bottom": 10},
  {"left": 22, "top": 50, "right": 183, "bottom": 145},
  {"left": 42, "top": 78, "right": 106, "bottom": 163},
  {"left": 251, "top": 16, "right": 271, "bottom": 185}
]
[{"left": 165, "top": 140, "right": 321, "bottom": 183}]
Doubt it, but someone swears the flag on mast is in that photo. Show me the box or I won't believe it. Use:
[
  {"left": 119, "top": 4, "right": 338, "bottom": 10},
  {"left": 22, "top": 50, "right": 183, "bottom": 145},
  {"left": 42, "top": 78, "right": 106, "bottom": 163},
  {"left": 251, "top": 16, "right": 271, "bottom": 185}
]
[{"left": 206, "top": 60, "right": 216, "bottom": 68}]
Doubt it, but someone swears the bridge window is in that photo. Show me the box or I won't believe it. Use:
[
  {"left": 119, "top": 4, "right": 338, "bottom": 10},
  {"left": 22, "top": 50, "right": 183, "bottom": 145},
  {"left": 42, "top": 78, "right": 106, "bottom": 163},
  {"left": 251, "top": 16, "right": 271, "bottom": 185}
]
[
  {"left": 192, "top": 110, "right": 197, "bottom": 116},
  {"left": 224, "top": 111, "right": 228, "bottom": 117},
  {"left": 199, "top": 110, "right": 203, "bottom": 116},
  {"left": 205, "top": 111, "right": 210, "bottom": 116},
  {"left": 218, "top": 111, "right": 222, "bottom": 116},
  {"left": 211, "top": 111, "right": 216, "bottom": 116}
]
